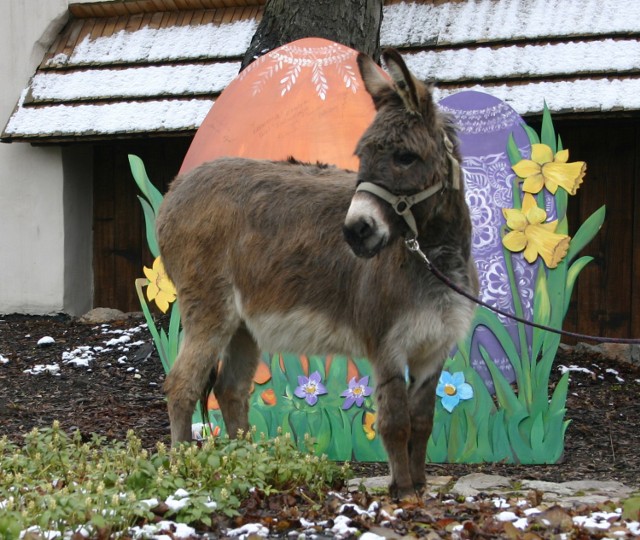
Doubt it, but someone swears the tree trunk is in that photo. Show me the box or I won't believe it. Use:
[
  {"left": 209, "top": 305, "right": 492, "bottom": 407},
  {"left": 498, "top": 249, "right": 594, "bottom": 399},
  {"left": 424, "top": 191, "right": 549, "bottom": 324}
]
[{"left": 241, "top": 0, "right": 383, "bottom": 70}]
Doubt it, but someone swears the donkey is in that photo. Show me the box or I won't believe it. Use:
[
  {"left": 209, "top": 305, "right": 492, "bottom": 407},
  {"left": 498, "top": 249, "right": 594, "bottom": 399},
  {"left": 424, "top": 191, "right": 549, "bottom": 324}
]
[{"left": 156, "top": 49, "right": 478, "bottom": 499}]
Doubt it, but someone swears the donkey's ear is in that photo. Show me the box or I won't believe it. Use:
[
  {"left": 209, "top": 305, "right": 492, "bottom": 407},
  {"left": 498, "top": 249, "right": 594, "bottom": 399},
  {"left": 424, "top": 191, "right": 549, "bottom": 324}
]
[
  {"left": 357, "top": 53, "right": 393, "bottom": 110},
  {"left": 382, "top": 49, "right": 429, "bottom": 115}
]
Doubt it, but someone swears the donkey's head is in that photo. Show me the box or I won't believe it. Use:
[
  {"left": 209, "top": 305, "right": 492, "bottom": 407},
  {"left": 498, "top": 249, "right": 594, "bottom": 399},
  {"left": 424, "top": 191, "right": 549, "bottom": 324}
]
[{"left": 343, "top": 50, "right": 459, "bottom": 258}]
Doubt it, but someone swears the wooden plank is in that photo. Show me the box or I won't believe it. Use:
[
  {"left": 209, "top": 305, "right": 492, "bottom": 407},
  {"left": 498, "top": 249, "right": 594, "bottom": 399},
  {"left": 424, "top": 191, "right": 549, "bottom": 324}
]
[
  {"left": 191, "top": 9, "right": 205, "bottom": 25},
  {"left": 102, "top": 17, "right": 118, "bottom": 40},
  {"left": 561, "top": 119, "right": 636, "bottom": 340},
  {"left": 125, "top": 13, "right": 145, "bottom": 33},
  {"left": 93, "top": 144, "right": 117, "bottom": 309},
  {"left": 149, "top": 11, "right": 165, "bottom": 28},
  {"left": 200, "top": 9, "right": 216, "bottom": 24},
  {"left": 632, "top": 124, "right": 640, "bottom": 339},
  {"left": 92, "top": 137, "right": 192, "bottom": 311},
  {"left": 59, "top": 19, "right": 85, "bottom": 61},
  {"left": 113, "top": 15, "right": 129, "bottom": 35}
]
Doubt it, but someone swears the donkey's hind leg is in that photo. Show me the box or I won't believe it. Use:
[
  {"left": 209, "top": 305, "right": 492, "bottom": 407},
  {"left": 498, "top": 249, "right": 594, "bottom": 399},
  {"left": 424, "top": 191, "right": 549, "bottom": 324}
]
[
  {"left": 164, "top": 324, "right": 233, "bottom": 445},
  {"left": 214, "top": 324, "right": 260, "bottom": 439}
]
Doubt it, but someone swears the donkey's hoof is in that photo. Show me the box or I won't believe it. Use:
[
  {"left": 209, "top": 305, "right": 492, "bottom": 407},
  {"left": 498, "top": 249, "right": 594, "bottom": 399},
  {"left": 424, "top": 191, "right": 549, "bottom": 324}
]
[{"left": 389, "top": 482, "right": 423, "bottom": 502}]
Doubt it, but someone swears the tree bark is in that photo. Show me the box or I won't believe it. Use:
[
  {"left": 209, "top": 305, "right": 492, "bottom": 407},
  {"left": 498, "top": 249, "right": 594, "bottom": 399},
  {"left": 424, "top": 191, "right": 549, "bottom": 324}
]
[{"left": 241, "top": 0, "right": 383, "bottom": 70}]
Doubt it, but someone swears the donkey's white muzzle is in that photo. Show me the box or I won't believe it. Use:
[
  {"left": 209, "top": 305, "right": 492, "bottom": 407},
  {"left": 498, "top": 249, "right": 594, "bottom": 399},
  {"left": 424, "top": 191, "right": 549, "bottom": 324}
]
[{"left": 343, "top": 192, "right": 390, "bottom": 258}]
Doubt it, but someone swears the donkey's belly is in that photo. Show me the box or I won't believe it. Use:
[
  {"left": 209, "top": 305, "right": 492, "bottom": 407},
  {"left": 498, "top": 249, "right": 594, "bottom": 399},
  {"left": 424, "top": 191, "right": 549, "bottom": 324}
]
[{"left": 242, "top": 308, "right": 366, "bottom": 357}]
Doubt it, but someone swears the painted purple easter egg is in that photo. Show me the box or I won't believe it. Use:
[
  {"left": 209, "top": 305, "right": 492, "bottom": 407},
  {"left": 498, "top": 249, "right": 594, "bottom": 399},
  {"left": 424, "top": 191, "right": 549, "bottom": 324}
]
[{"left": 439, "top": 91, "right": 549, "bottom": 388}]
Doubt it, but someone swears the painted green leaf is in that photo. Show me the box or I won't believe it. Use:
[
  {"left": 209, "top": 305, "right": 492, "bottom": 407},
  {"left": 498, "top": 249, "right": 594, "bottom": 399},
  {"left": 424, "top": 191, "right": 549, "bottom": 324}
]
[
  {"left": 460, "top": 409, "right": 480, "bottom": 462},
  {"left": 522, "top": 123, "right": 540, "bottom": 145},
  {"left": 137, "top": 196, "right": 160, "bottom": 258},
  {"left": 507, "top": 133, "right": 523, "bottom": 165},
  {"left": 563, "top": 256, "right": 594, "bottom": 316},
  {"left": 325, "top": 355, "right": 348, "bottom": 396},
  {"left": 269, "top": 354, "right": 288, "bottom": 402},
  {"left": 481, "top": 346, "right": 521, "bottom": 414},
  {"left": 313, "top": 409, "right": 332, "bottom": 456},
  {"left": 507, "top": 409, "right": 534, "bottom": 463},
  {"left": 532, "top": 266, "right": 551, "bottom": 362},
  {"left": 327, "top": 409, "right": 353, "bottom": 461},
  {"left": 489, "top": 411, "right": 513, "bottom": 463},
  {"left": 129, "top": 154, "right": 164, "bottom": 214},
  {"left": 167, "top": 300, "right": 182, "bottom": 361},
  {"left": 249, "top": 408, "right": 269, "bottom": 438},
  {"left": 567, "top": 205, "right": 606, "bottom": 263},
  {"left": 352, "top": 409, "right": 386, "bottom": 461},
  {"left": 281, "top": 353, "right": 306, "bottom": 387},
  {"left": 548, "top": 371, "right": 569, "bottom": 418},
  {"left": 474, "top": 310, "right": 523, "bottom": 384},
  {"left": 427, "top": 415, "right": 449, "bottom": 463},
  {"left": 540, "top": 102, "right": 556, "bottom": 153},
  {"left": 448, "top": 406, "right": 467, "bottom": 462},
  {"left": 134, "top": 278, "right": 170, "bottom": 372},
  {"left": 530, "top": 411, "right": 545, "bottom": 455}
]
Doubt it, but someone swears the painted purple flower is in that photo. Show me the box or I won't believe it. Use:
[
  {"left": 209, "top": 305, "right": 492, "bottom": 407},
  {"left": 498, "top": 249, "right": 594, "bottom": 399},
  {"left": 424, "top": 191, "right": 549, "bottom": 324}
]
[
  {"left": 294, "top": 371, "right": 327, "bottom": 406},
  {"left": 340, "top": 376, "right": 373, "bottom": 410}
]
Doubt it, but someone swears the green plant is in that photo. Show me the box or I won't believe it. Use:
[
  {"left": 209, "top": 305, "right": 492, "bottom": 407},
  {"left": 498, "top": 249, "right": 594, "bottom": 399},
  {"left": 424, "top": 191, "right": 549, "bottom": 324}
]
[{"left": 0, "top": 422, "right": 348, "bottom": 538}]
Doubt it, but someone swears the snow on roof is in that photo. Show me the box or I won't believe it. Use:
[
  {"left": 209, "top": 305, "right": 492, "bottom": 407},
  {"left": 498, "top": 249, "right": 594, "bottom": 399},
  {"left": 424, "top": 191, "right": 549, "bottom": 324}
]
[
  {"left": 47, "top": 19, "right": 257, "bottom": 67},
  {"left": 29, "top": 63, "right": 239, "bottom": 102},
  {"left": 4, "top": 89, "right": 214, "bottom": 139},
  {"left": 405, "top": 39, "right": 640, "bottom": 83},
  {"left": 3, "top": 0, "right": 640, "bottom": 142},
  {"left": 435, "top": 77, "right": 640, "bottom": 118},
  {"left": 382, "top": 0, "right": 640, "bottom": 47}
]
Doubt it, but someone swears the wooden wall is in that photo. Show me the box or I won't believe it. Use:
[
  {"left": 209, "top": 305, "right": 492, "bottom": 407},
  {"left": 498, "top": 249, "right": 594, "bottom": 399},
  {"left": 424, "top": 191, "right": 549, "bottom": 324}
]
[
  {"left": 92, "top": 118, "right": 639, "bottom": 341},
  {"left": 558, "top": 117, "right": 640, "bottom": 342},
  {"left": 93, "top": 137, "right": 191, "bottom": 311}
]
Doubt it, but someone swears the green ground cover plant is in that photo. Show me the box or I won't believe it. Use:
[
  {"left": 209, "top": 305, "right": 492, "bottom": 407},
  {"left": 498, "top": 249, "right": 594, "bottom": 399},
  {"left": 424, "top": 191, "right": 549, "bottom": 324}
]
[{"left": 0, "top": 422, "right": 348, "bottom": 539}]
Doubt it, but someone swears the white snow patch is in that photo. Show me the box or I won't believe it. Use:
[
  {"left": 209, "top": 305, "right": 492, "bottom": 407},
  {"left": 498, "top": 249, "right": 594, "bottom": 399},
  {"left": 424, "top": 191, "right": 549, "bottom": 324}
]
[
  {"left": 30, "top": 63, "right": 238, "bottom": 102},
  {"left": 226, "top": 523, "right": 269, "bottom": 538},
  {"left": 49, "top": 20, "right": 257, "bottom": 67},
  {"left": 434, "top": 78, "right": 640, "bottom": 117},
  {"left": 382, "top": 0, "right": 640, "bottom": 47},
  {"left": 0, "top": 354, "right": 8, "bottom": 364},
  {"left": 130, "top": 521, "right": 196, "bottom": 539},
  {"left": 606, "top": 368, "right": 625, "bottom": 382},
  {"left": 37, "top": 336, "right": 55, "bottom": 346},
  {"left": 558, "top": 364, "right": 595, "bottom": 376},
  {"left": 4, "top": 92, "right": 214, "bottom": 138},
  {"left": 24, "top": 363, "right": 60, "bottom": 376},
  {"left": 573, "top": 510, "right": 620, "bottom": 530},
  {"left": 329, "top": 515, "right": 358, "bottom": 538},
  {"left": 404, "top": 39, "right": 640, "bottom": 83},
  {"left": 496, "top": 510, "right": 519, "bottom": 521}
]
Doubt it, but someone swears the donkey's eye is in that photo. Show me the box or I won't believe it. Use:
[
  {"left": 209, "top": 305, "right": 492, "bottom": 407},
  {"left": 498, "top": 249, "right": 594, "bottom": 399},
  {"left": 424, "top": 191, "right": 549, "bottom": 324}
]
[{"left": 393, "top": 151, "right": 419, "bottom": 168}]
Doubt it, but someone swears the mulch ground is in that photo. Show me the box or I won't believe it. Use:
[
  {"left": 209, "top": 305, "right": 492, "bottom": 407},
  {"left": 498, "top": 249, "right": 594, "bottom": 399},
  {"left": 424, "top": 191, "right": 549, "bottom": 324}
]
[{"left": 1, "top": 313, "right": 639, "bottom": 537}]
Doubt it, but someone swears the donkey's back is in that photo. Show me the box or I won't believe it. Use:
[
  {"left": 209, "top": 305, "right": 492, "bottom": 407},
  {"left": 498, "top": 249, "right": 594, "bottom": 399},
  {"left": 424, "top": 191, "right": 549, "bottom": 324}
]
[{"left": 158, "top": 157, "right": 371, "bottom": 359}]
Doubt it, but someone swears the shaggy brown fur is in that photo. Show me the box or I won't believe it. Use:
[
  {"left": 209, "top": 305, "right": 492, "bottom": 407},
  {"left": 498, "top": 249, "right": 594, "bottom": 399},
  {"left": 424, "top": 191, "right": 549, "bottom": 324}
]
[{"left": 156, "top": 50, "right": 477, "bottom": 499}]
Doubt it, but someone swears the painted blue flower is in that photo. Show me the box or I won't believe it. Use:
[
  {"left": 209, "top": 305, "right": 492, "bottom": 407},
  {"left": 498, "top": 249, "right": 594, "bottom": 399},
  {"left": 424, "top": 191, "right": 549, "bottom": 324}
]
[
  {"left": 294, "top": 371, "right": 327, "bottom": 406},
  {"left": 436, "top": 371, "right": 473, "bottom": 412},
  {"left": 340, "top": 376, "right": 373, "bottom": 410}
]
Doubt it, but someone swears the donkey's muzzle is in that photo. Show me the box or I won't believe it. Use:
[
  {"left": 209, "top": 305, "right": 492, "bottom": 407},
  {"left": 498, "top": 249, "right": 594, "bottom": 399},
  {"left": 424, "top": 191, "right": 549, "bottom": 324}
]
[
  {"left": 343, "top": 219, "right": 382, "bottom": 258},
  {"left": 344, "top": 192, "right": 390, "bottom": 258}
]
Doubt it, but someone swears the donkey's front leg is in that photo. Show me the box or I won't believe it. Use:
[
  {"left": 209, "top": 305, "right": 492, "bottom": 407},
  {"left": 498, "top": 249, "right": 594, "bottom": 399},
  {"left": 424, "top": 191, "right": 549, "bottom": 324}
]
[
  {"left": 407, "top": 363, "right": 442, "bottom": 492},
  {"left": 373, "top": 364, "right": 414, "bottom": 499}
]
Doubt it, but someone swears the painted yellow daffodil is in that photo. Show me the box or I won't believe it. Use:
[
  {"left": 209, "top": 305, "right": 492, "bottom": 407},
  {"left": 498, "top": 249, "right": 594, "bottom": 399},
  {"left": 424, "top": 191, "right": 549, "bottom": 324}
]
[
  {"left": 363, "top": 412, "right": 376, "bottom": 440},
  {"left": 143, "top": 257, "right": 177, "bottom": 313},
  {"left": 512, "top": 143, "right": 586, "bottom": 195},
  {"left": 502, "top": 193, "right": 570, "bottom": 268}
]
